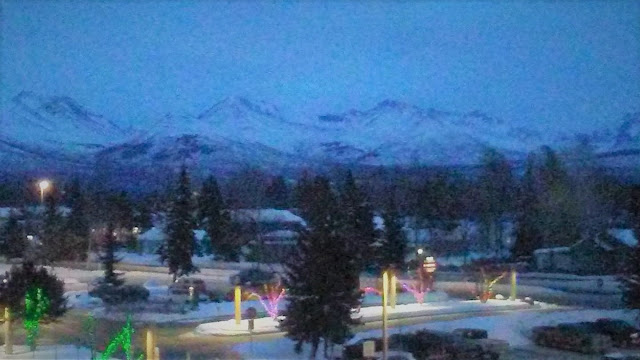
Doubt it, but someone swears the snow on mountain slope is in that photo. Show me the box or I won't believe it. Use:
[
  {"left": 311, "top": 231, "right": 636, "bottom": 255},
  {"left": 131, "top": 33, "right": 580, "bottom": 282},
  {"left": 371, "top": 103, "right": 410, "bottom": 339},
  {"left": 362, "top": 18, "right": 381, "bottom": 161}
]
[
  {"left": 614, "top": 112, "right": 640, "bottom": 149},
  {"left": 311, "top": 100, "right": 543, "bottom": 165},
  {"left": 2, "top": 92, "right": 638, "bottom": 173},
  {"left": 96, "top": 133, "right": 302, "bottom": 171},
  {"left": 1, "top": 91, "right": 128, "bottom": 152},
  {"left": 149, "top": 96, "right": 323, "bottom": 153}
]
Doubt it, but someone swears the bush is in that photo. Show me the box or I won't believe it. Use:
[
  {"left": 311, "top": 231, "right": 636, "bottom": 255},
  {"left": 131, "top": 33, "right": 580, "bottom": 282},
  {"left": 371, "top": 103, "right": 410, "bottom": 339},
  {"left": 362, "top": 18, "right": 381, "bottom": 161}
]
[
  {"left": 0, "top": 262, "right": 67, "bottom": 320},
  {"left": 89, "top": 283, "right": 149, "bottom": 305}
]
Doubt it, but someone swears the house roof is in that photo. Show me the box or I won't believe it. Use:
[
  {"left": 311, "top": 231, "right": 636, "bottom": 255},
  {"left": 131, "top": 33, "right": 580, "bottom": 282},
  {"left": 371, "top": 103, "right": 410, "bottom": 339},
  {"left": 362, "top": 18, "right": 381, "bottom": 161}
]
[
  {"left": 230, "top": 209, "right": 307, "bottom": 227},
  {"left": 607, "top": 228, "right": 638, "bottom": 247},
  {"left": 139, "top": 226, "right": 207, "bottom": 242}
]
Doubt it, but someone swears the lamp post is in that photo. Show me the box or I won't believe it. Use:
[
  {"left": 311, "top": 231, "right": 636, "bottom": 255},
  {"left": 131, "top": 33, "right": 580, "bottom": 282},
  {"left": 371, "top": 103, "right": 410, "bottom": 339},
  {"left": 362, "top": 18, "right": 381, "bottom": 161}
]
[
  {"left": 38, "top": 180, "right": 51, "bottom": 204},
  {"left": 382, "top": 271, "right": 389, "bottom": 360}
]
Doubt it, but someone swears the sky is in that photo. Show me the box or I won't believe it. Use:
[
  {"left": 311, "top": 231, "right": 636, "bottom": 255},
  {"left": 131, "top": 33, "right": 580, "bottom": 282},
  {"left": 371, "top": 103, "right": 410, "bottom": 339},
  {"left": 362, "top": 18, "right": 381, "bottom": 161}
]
[{"left": 2, "top": 0, "right": 640, "bottom": 132}]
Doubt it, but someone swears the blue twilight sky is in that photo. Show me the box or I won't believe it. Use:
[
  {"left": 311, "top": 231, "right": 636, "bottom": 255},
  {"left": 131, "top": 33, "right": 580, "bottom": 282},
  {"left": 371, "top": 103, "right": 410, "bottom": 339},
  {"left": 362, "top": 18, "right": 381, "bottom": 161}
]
[{"left": 2, "top": 0, "right": 640, "bottom": 132}]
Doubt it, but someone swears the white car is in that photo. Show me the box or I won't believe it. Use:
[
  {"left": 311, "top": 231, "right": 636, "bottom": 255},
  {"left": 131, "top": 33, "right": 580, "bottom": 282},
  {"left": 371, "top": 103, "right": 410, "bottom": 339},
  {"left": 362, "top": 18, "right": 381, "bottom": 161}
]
[{"left": 371, "top": 350, "right": 416, "bottom": 360}]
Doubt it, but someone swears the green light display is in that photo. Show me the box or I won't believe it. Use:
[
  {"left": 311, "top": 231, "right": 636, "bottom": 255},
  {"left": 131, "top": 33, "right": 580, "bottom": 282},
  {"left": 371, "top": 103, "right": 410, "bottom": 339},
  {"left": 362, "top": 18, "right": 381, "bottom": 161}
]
[
  {"left": 100, "top": 315, "right": 144, "bottom": 360},
  {"left": 23, "top": 287, "right": 50, "bottom": 351}
]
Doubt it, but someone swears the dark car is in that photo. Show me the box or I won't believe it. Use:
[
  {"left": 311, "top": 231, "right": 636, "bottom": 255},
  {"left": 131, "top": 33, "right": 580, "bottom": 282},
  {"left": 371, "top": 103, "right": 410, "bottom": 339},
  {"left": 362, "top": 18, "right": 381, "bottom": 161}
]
[
  {"left": 533, "top": 323, "right": 612, "bottom": 354},
  {"left": 229, "top": 268, "right": 278, "bottom": 288},
  {"left": 595, "top": 319, "right": 640, "bottom": 347}
]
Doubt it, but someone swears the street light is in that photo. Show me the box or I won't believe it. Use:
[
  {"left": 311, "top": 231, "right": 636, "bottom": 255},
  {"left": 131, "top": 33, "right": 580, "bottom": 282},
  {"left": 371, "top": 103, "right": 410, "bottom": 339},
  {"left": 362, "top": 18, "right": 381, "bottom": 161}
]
[
  {"left": 38, "top": 180, "right": 51, "bottom": 204},
  {"left": 417, "top": 248, "right": 424, "bottom": 255}
]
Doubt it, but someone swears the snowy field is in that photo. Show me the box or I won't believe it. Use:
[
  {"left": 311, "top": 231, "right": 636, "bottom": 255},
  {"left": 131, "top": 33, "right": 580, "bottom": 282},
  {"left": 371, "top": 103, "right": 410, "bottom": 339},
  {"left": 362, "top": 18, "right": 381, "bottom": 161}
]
[{"left": 232, "top": 308, "right": 639, "bottom": 360}]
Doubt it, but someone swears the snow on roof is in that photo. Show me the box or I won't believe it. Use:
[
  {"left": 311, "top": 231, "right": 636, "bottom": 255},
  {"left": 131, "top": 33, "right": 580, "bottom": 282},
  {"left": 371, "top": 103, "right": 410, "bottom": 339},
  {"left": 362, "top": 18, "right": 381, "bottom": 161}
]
[
  {"left": 533, "top": 247, "right": 571, "bottom": 255},
  {"left": 139, "top": 227, "right": 165, "bottom": 241},
  {"left": 0, "top": 207, "right": 13, "bottom": 218},
  {"left": 608, "top": 228, "right": 638, "bottom": 247},
  {"left": 231, "top": 209, "right": 307, "bottom": 226},
  {"left": 263, "top": 230, "right": 299, "bottom": 238},
  {"left": 373, "top": 215, "right": 384, "bottom": 231},
  {"left": 139, "top": 227, "right": 207, "bottom": 241}
]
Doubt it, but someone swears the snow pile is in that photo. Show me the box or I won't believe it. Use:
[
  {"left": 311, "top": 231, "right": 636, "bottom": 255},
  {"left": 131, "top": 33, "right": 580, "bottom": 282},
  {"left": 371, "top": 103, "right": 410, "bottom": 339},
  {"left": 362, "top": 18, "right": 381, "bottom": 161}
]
[
  {"left": 196, "top": 299, "right": 536, "bottom": 336},
  {"left": 232, "top": 308, "right": 636, "bottom": 360},
  {"left": 0, "top": 345, "right": 117, "bottom": 359}
]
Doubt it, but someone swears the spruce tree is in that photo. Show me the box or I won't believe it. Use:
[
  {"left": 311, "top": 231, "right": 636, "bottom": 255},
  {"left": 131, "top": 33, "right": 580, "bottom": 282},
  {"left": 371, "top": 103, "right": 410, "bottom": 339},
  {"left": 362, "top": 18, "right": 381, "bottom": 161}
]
[
  {"left": 282, "top": 176, "right": 361, "bottom": 358},
  {"left": 65, "top": 178, "right": 90, "bottom": 260},
  {"left": 100, "top": 223, "right": 124, "bottom": 287},
  {"left": 477, "top": 148, "right": 515, "bottom": 254},
  {"left": 0, "top": 210, "right": 27, "bottom": 259},
  {"left": 161, "top": 166, "right": 199, "bottom": 281},
  {"left": 198, "top": 176, "right": 237, "bottom": 260},
  {"left": 265, "top": 175, "right": 290, "bottom": 209},
  {"left": 513, "top": 154, "right": 542, "bottom": 258},
  {"left": 621, "top": 185, "right": 640, "bottom": 310},
  {"left": 41, "top": 194, "right": 66, "bottom": 263},
  {"left": 339, "top": 170, "right": 376, "bottom": 272},
  {"left": 379, "top": 192, "right": 407, "bottom": 272}
]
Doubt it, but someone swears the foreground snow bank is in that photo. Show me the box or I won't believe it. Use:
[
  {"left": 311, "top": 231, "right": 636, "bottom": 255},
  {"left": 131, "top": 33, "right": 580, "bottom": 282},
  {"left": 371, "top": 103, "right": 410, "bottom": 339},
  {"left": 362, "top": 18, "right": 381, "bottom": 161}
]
[
  {"left": 232, "top": 308, "right": 637, "bottom": 360},
  {"left": 0, "top": 345, "right": 117, "bottom": 360}
]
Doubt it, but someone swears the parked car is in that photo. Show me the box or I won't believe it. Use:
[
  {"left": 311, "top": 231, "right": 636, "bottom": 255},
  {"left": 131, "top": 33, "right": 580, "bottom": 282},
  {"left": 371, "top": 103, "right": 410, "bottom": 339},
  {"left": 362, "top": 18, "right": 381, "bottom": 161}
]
[
  {"left": 594, "top": 319, "right": 640, "bottom": 347},
  {"left": 229, "top": 268, "right": 277, "bottom": 287},
  {"left": 371, "top": 351, "right": 418, "bottom": 360},
  {"left": 533, "top": 323, "right": 612, "bottom": 354},
  {"left": 601, "top": 351, "right": 640, "bottom": 359},
  {"left": 169, "top": 277, "right": 206, "bottom": 295}
]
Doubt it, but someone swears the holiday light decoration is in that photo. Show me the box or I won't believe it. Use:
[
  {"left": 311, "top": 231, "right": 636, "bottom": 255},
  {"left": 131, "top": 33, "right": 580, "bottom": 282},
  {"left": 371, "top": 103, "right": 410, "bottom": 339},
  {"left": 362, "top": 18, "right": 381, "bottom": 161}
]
[
  {"left": 248, "top": 284, "right": 286, "bottom": 319},
  {"left": 23, "top": 287, "right": 49, "bottom": 351},
  {"left": 401, "top": 282, "right": 427, "bottom": 304},
  {"left": 362, "top": 287, "right": 382, "bottom": 296},
  {"left": 100, "top": 315, "right": 144, "bottom": 360}
]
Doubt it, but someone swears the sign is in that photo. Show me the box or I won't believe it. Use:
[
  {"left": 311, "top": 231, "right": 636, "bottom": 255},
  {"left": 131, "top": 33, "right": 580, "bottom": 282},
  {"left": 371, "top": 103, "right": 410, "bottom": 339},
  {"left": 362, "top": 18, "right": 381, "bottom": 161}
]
[
  {"left": 362, "top": 340, "right": 375, "bottom": 358},
  {"left": 423, "top": 256, "right": 437, "bottom": 273},
  {"left": 245, "top": 306, "right": 257, "bottom": 319}
]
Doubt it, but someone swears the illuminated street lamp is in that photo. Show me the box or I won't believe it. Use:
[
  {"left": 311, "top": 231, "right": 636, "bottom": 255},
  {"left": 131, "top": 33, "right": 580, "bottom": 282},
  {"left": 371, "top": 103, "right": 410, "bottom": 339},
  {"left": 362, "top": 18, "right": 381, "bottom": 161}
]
[
  {"left": 38, "top": 180, "right": 51, "bottom": 204},
  {"left": 417, "top": 248, "right": 424, "bottom": 255}
]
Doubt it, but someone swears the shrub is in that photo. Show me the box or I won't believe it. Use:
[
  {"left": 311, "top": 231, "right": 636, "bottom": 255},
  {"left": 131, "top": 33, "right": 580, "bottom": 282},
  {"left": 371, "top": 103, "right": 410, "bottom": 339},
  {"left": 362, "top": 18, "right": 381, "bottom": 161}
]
[
  {"left": 89, "top": 284, "right": 149, "bottom": 305},
  {"left": 0, "top": 262, "right": 67, "bottom": 320}
]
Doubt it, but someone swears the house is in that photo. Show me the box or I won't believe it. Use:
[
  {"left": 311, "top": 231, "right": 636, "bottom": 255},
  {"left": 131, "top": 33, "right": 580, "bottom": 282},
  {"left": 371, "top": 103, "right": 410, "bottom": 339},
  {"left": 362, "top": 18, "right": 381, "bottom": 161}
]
[
  {"left": 138, "top": 226, "right": 207, "bottom": 254},
  {"left": 230, "top": 209, "right": 307, "bottom": 263},
  {"left": 533, "top": 229, "right": 638, "bottom": 274}
]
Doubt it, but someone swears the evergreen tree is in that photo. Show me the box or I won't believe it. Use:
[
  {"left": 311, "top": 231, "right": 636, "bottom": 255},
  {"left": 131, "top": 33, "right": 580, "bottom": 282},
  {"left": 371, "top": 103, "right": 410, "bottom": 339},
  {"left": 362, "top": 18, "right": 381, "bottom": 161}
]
[
  {"left": 100, "top": 223, "right": 124, "bottom": 287},
  {"left": 0, "top": 210, "right": 27, "bottom": 259},
  {"left": 513, "top": 154, "right": 542, "bottom": 258},
  {"left": 621, "top": 185, "right": 640, "bottom": 310},
  {"left": 282, "top": 176, "right": 361, "bottom": 358},
  {"left": 133, "top": 201, "right": 153, "bottom": 231},
  {"left": 160, "top": 167, "right": 199, "bottom": 281},
  {"left": 378, "top": 192, "right": 407, "bottom": 272},
  {"left": 477, "top": 148, "right": 515, "bottom": 253},
  {"left": 65, "top": 178, "right": 90, "bottom": 260},
  {"left": 41, "top": 194, "right": 67, "bottom": 263},
  {"left": 339, "top": 170, "right": 376, "bottom": 272},
  {"left": 265, "top": 175, "right": 290, "bottom": 209},
  {"left": 198, "top": 176, "right": 237, "bottom": 260}
]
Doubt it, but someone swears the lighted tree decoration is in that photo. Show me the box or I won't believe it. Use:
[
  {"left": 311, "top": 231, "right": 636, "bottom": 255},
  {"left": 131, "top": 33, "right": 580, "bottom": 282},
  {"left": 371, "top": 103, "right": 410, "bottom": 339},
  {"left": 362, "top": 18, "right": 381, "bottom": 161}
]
[
  {"left": 23, "top": 287, "right": 50, "bottom": 351},
  {"left": 101, "top": 315, "right": 144, "bottom": 360},
  {"left": 478, "top": 268, "right": 507, "bottom": 303}
]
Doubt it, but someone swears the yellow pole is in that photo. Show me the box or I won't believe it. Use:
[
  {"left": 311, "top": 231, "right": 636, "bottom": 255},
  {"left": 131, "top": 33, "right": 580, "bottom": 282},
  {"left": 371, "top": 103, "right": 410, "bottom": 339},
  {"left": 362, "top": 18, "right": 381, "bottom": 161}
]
[
  {"left": 234, "top": 286, "right": 242, "bottom": 325},
  {"left": 382, "top": 271, "right": 389, "bottom": 360},
  {"left": 154, "top": 347, "right": 160, "bottom": 360},
  {"left": 4, "top": 307, "right": 12, "bottom": 355},
  {"left": 390, "top": 274, "right": 397, "bottom": 309},
  {"left": 510, "top": 269, "right": 517, "bottom": 301},
  {"left": 146, "top": 329, "right": 154, "bottom": 360}
]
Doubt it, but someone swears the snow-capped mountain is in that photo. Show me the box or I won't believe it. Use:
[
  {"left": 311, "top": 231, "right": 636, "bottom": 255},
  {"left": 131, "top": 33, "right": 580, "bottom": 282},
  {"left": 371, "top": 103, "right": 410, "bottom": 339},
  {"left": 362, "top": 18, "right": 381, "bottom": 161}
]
[
  {"left": 2, "top": 91, "right": 127, "bottom": 149},
  {"left": 1, "top": 91, "right": 638, "bottom": 177}
]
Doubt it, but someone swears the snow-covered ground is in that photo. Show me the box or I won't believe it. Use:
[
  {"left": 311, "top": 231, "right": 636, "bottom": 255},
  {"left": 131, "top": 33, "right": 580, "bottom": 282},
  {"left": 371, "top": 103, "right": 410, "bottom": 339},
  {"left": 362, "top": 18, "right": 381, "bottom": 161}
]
[
  {"left": 0, "top": 345, "right": 117, "bottom": 360},
  {"left": 232, "top": 308, "right": 639, "bottom": 359},
  {"left": 196, "top": 299, "right": 540, "bottom": 336}
]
